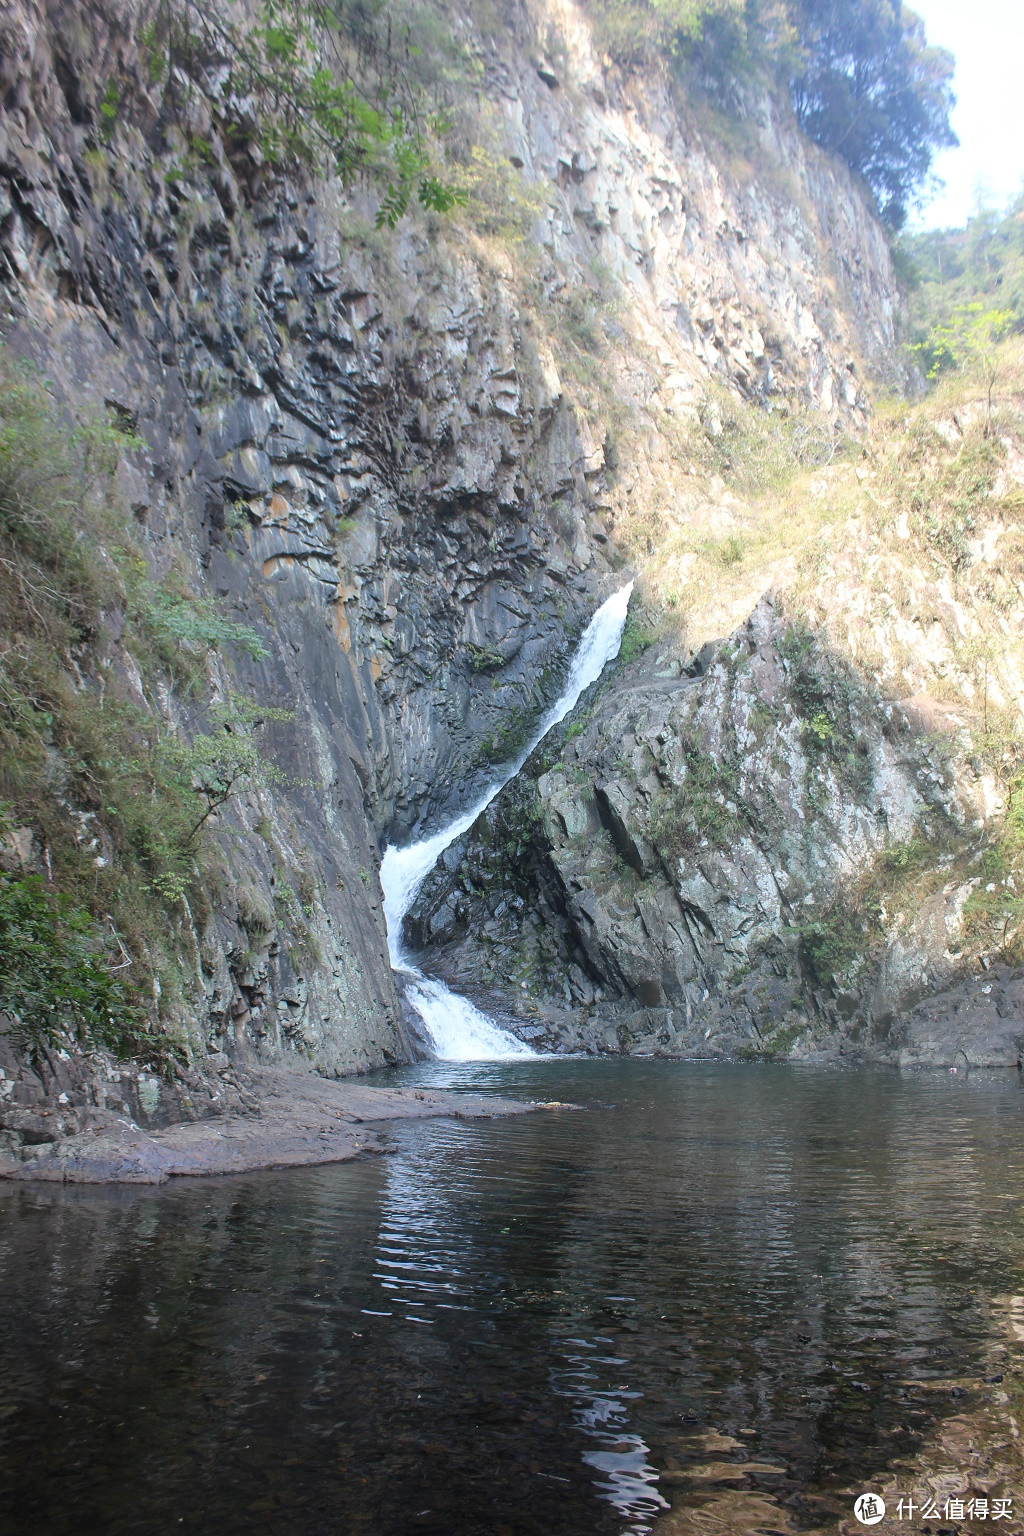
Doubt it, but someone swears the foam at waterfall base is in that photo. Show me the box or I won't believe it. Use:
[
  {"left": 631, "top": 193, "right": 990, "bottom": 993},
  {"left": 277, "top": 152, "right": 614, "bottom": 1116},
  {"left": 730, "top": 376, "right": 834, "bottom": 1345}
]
[{"left": 404, "top": 975, "right": 534, "bottom": 1061}]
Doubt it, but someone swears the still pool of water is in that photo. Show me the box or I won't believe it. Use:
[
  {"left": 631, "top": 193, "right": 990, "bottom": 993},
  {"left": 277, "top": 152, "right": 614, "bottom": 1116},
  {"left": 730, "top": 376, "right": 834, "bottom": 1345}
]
[{"left": 2, "top": 1060, "right": 1023, "bottom": 1536}]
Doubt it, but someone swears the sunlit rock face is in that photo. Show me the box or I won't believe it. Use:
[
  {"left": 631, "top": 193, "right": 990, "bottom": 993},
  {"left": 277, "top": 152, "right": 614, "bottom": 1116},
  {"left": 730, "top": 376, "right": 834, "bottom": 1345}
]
[
  {"left": 409, "top": 593, "right": 1022, "bottom": 1066},
  {"left": 0, "top": 0, "right": 903, "bottom": 1078}
]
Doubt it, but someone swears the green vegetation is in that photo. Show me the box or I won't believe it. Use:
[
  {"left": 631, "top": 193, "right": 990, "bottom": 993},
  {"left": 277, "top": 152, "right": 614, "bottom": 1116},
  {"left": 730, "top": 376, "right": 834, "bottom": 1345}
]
[
  {"left": 788, "top": 0, "right": 956, "bottom": 230},
  {"left": 466, "top": 642, "right": 504, "bottom": 673},
  {"left": 639, "top": 402, "right": 857, "bottom": 641},
  {"left": 797, "top": 903, "right": 865, "bottom": 987},
  {"left": 901, "top": 195, "right": 1024, "bottom": 347},
  {"left": 451, "top": 144, "right": 550, "bottom": 243},
  {"left": 778, "top": 624, "right": 872, "bottom": 795},
  {"left": 651, "top": 734, "right": 744, "bottom": 857},
  {"left": 910, "top": 435, "right": 1002, "bottom": 581},
  {"left": 618, "top": 611, "right": 658, "bottom": 668},
  {"left": 755, "top": 1019, "right": 804, "bottom": 1058},
  {"left": 133, "top": 0, "right": 464, "bottom": 226},
  {"left": 135, "top": 583, "right": 268, "bottom": 686},
  {"left": 900, "top": 197, "right": 1024, "bottom": 430},
  {"left": 478, "top": 703, "right": 537, "bottom": 765},
  {"left": 0, "top": 861, "right": 148, "bottom": 1057},
  {"left": 584, "top": 0, "right": 955, "bottom": 228},
  {"left": 586, "top": 0, "right": 791, "bottom": 79},
  {"left": 962, "top": 738, "right": 1024, "bottom": 965},
  {"left": 795, "top": 833, "right": 951, "bottom": 989},
  {"left": 0, "top": 353, "right": 282, "bottom": 1057}
]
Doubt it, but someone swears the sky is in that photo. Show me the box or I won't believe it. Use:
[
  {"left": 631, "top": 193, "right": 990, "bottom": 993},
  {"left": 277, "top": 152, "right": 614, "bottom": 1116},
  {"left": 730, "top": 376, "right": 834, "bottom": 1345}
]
[{"left": 907, "top": 0, "right": 1024, "bottom": 231}]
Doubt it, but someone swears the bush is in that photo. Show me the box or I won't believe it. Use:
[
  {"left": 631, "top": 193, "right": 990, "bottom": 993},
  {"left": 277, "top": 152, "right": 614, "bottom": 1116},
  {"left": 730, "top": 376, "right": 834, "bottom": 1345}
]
[
  {"left": 0, "top": 871, "right": 147, "bottom": 1056},
  {"left": 797, "top": 905, "right": 864, "bottom": 986}
]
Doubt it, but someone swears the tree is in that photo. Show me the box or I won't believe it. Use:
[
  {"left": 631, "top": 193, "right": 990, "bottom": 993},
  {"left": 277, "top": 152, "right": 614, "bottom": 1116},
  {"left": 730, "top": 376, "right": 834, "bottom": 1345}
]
[
  {"left": 587, "top": 0, "right": 793, "bottom": 79},
  {"left": 585, "top": 0, "right": 954, "bottom": 229},
  {"left": 789, "top": 0, "right": 956, "bottom": 229},
  {"left": 912, "top": 303, "right": 1014, "bottom": 434}
]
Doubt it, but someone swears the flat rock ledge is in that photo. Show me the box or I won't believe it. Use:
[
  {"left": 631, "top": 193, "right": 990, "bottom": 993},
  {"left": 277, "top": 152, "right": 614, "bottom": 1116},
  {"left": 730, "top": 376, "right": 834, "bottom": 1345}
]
[{"left": 0, "top": 1069, "right": 531, "bottom": 1185}]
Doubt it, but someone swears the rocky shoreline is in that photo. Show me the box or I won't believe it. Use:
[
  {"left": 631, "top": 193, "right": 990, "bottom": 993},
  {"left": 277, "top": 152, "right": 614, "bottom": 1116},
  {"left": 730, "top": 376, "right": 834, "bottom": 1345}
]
[
  {"left": 6, "top": 970, "right": 1024, "bottom": 1186},
  {"left": 0, "top": 1060, "right": 532, "bottom": 1185},
  {"left": 433, "top": 964, "right": 1024, "bottom": 1069}
]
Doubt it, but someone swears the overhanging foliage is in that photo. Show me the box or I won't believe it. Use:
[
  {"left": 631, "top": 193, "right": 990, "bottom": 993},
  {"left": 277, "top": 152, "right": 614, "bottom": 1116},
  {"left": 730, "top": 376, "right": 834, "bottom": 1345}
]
[{"left": 585, "top": 0, "right": 956, "bottom": 230}]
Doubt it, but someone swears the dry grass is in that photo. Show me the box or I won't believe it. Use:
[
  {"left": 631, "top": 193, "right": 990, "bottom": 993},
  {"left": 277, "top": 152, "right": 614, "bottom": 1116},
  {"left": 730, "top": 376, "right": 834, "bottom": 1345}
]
[{"left": 617, "top": 336, "right": 1024, "bottom": 961}]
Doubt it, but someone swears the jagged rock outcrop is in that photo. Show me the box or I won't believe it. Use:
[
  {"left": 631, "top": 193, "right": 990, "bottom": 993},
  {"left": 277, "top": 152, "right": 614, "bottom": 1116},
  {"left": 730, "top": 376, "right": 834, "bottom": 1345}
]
[
  {"left": 409, "top": 595, "right": 1013, "bottom": 1063},
  {"left": 0, "top": 0, "right": 908, "bottom": 1099},
  {"left": 485, "top": 0, "right": 902, "bottom": 423}
]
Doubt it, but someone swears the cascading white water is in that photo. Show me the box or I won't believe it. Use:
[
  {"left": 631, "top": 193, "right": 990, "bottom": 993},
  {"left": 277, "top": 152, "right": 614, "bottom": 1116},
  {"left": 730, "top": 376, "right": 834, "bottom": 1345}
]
[{"left": 380, "top": 581, "right": 634, "bottom": 1061}]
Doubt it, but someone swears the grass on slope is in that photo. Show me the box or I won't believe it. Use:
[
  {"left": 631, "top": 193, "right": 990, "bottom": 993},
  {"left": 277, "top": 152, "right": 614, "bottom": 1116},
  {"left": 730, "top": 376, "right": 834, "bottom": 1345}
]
[{"left": 632, "top": 336, "right": 1024, "bottom": 964}]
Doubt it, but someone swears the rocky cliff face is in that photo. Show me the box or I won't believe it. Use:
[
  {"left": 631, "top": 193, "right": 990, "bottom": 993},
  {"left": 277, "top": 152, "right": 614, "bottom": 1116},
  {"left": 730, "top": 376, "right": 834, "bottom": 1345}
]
[
  {"left": 407, "top": 599, "right": 986, "bottom": 1061},
  {"left": 407, "top": 407, "right": 1024, "bottom": 1068},
  {"left": 0, "top": 0, "right": 909, "bottom": 1106}
]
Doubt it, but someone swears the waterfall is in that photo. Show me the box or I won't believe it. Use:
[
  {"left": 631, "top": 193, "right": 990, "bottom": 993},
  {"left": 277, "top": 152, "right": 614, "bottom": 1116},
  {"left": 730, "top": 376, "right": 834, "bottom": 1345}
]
[{"left": 380, "top": 581, "right": 634, "bottom": 1061}]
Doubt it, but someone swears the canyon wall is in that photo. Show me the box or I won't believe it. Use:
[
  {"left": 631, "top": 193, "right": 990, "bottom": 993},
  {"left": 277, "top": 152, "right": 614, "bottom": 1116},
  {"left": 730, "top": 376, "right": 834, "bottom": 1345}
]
[{"left": 0, "top": 0, "right": 915, "bottom": 1115}]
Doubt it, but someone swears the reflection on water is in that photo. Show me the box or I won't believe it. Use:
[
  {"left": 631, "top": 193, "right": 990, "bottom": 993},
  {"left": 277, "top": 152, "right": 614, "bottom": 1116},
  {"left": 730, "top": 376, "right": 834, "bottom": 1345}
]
[{"left": 1, "top": 1061, "right": 1023, "bottom": 1536}]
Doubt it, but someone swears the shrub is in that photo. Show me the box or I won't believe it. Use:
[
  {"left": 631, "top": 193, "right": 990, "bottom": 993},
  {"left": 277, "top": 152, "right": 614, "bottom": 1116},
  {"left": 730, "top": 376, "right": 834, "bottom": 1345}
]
[
  {"left": 135, "top": 0, "right": 463, "bottom": 228},
  {"left": 0, "top": 870, "right": 148, "bottom": 1057},
  {"left": 651, "top": 735, "right": 744, "bottom": 857},
  {"left": 797, "top": 905, "right": 864, "bottom": 987}
]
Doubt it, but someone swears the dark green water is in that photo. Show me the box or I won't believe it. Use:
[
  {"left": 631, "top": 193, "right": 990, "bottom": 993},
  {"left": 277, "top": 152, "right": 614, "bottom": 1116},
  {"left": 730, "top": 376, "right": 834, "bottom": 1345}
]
[{"left": 1, "top": 1061, "right": 1023, "bottom": 1536}]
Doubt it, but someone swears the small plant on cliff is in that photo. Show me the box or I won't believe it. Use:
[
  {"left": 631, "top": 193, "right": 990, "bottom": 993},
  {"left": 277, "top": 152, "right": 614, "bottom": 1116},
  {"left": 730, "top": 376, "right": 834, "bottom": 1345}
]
[
  {"left": 466, "top": 642, "right": 504, "bottom": 673},
  {"left": 651, "top": 733, "right": 745, "bottom": 858},
  {"left": 777, "top": 623, "right": 872, "bottom": 794},
  {"left": 133, "top": 579, "right": 269, "bottom": 689},
  {"left": 137, "top": 0, "right": 463, "bottom": 226},
  {"left": 169, "top": 695, "right": 292, "bottom": 848},
  {"left": 618, "top": 611, "right": 658, "bottom": 668},
  {"left": 961, "top": 717, "right": 1024, "bottom": 964},
  {"left": 0, "top": 866, "right": 147, "bottom": 1058},
  {"left": 797, "top": 903, "right": 865, "bottom": 988}
]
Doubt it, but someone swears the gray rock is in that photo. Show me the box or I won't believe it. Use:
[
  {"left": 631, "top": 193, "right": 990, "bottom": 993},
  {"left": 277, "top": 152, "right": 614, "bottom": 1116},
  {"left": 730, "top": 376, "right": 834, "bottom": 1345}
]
[
  {"left": 411, "top": 597, "right": 1006, "bottom": 1062},
  {"left": 0, "top": 0, "right": 919, "bottom": 1115}
]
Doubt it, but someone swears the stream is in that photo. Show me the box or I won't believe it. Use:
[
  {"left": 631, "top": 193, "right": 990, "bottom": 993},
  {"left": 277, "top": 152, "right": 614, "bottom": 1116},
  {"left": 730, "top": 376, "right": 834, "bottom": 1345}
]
[
  {"left": 4, "top": 593, "right": 1024, "bottom": 1536},
  {"left": 380, "top": 581, "right": 632, "bottom": 1060},
  {"left": 2, "top": 1060, "right": 1024, "bottom": 1535}
]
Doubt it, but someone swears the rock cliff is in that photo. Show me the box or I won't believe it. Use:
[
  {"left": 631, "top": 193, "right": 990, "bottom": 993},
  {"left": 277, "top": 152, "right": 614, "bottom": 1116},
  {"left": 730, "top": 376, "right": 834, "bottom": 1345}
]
[
  {"left": 0, "top": 0, "right": 937, "bottom": 1131},
  {"left": 408, "top": 410, "right": 1024, "bottom": 1067}
]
